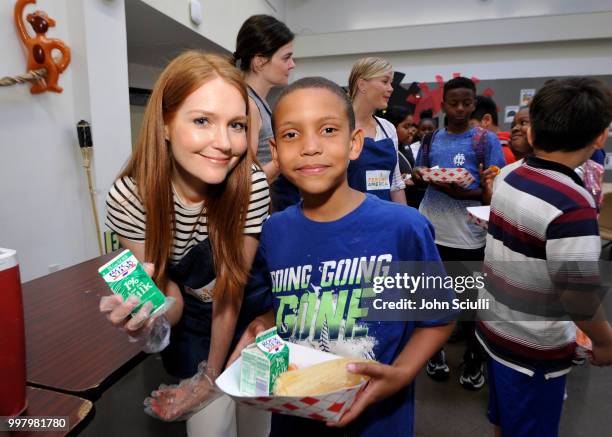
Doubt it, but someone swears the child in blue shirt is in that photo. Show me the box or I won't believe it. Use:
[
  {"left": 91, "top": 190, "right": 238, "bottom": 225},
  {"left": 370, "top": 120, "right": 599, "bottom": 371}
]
[
  {"left": 412, "top": 77, "right": 505, "bottom": 390},
  {"left": 231, "top": 77, "right": 455, "bottom": 436}
]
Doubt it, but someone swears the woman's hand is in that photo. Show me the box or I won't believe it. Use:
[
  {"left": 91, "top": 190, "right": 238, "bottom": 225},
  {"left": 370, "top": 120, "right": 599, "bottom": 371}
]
[
  {"left": 99, "top": 294, "right": 156, "bottom": 335},
  {"left": 99, "top": 262, "right": 159, "bottom": 335},
  {"left": 411, "top": 166, "right": 427, "bottom": 184},
  {"left": 99, "top": 261, "right": 175, "bottom": 352},
  {"left": 144, "top": 361, "right": 221, "bottom": 421},
  {"left": 401, "top": 173, "right": 415, "bottom": 187}
]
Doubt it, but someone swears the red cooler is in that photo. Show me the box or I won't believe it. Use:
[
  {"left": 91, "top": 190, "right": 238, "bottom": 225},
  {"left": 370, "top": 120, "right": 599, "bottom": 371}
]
[{"left": 0, "top": 248, "right": 27, "bottom": 416}]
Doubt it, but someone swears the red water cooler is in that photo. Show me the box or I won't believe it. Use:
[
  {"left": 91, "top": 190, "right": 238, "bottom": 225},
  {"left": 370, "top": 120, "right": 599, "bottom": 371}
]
[{"left": 0, "top": 248, "right": 27, "bottom": 416}]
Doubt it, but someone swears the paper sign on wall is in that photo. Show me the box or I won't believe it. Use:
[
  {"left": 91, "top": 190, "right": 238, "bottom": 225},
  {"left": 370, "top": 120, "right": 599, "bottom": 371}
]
[
  {"left": 504, "top": 106, "right": 519, "bottom": 124},
  {"left": 519, "top": 89, "right": 535, "bottom": 106}
]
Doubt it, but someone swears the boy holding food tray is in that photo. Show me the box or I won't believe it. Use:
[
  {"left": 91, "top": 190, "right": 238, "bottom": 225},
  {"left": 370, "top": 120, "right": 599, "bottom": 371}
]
[
  {"left": 228, "top": 77, "right": 456, "bottom": 436},
  {"left": 411, "top": 77, "right": 505, "bottom": 390}
]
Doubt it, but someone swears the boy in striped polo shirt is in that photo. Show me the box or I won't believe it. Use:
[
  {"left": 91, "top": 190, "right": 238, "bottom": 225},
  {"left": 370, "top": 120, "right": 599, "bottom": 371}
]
[{"left": 476, "top": 77, "right": 612, "bottom": 437}]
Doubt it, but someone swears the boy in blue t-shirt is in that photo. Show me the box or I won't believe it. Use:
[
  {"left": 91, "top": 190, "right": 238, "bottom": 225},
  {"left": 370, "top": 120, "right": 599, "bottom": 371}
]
[
  {"left": 230, "top": 77, "right": 455, "bottom": 437},
  {"left": 413, "top": 77, "right": 505, "bottom": 390}
]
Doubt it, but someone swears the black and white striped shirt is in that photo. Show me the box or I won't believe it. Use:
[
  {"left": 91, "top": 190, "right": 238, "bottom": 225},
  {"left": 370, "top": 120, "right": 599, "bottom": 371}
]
[{"left": 105, "top": 165, "right": 270, "bottom": 263}]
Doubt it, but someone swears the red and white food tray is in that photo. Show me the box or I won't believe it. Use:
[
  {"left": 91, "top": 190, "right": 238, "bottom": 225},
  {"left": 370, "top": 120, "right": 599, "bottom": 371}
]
[
  {"left": 421, "top": 167, "right": 475, "bottom": 189},
  {"left": 216, "top": 343, "right": 366, "bottom": 422},
  {"left": 466, "top": 205, "right": 490, "bottom": 229}
]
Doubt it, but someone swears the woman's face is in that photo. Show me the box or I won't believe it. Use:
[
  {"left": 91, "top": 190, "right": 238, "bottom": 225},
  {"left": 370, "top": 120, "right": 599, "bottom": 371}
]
[
  {"left": 510, "top": 108, "right": 531, "bottom": 157},
  {"left": 260, "top": 41, "right": 296, "bottom": 86},
  {"left": 395, "top": 115, "right": 414, "bottom": 144},
  {"left": 165, "top": 77, "right": 248, "bottom": 191},
  {"left": 360, "top": 71, "right": 394, "bottom": 110}
]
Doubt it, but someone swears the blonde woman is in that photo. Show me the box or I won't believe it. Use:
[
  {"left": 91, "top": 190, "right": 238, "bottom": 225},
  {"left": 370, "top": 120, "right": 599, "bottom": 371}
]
[{"left": 347, "top": 57, "right": 407, "bottom": 204}]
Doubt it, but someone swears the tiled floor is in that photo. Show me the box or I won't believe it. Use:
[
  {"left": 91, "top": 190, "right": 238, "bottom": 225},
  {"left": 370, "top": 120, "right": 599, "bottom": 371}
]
[{"left": 414, "top": 328, "right": 612, "bottom": 436}]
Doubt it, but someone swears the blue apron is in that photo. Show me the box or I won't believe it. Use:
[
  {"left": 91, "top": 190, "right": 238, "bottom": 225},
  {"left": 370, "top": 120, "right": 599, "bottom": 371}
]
[
  {"left": 161, "top": 239, "right": 215, "bottom": 378},
  {"left": 347, "top": 117, "right": 397, "bottom": 201}
]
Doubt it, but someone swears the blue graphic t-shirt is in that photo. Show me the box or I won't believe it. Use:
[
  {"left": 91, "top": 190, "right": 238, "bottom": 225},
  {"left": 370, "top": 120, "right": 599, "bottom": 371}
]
[
  {"left": 416, "top": 128, "right": 505, "bottom": 249},
  {"left": 248, "top": 194, "right": 450, "bottom": 437}
]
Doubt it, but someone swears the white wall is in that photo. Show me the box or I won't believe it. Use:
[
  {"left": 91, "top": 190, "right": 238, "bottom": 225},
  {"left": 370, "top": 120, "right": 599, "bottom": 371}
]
[
  {"left": 292, "top": 38, "right": 612, "bottom": 85},
  {"left": 286, "top": 4, "right": 612, "bottom": 85},
  {"left": 141, "top": 0, "right": 286, "bottom": 52},
  {"left": 287, "top": 0, "right": 612, "bottom": 34},
  {"left": 0, "top": 0, "right": 131, "bottom": 281}
]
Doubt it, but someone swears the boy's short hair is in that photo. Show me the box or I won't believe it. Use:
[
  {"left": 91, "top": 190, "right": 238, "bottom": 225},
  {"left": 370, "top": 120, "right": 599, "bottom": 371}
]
[
  {"left": 443, "top": 77, "right": 476, "bottom": 100},
  {"left": 471, "top": 95, "right": 499, "bottom": 126},
  {"left": 272, "top": 77, "right": 356, "bottom": 133},
  {"left": 530, "top": 77, "right": 612, "bottom": 152}
]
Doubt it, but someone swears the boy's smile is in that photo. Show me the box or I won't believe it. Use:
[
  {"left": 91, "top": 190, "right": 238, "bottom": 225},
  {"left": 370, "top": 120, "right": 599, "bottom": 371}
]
[{"left": 271, "top": 88, "right": 363, "bottom": 196}]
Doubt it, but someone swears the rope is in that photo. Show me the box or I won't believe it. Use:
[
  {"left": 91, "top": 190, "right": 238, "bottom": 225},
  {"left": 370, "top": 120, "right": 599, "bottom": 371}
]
[{"left": 0, "top": 68, "right": 47, "bottom": 87}]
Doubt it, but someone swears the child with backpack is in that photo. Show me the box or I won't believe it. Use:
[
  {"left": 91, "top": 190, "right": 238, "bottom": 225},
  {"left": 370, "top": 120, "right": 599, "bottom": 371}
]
[{"left": 413, "top": 77, "right": 505, "bottom": 390}]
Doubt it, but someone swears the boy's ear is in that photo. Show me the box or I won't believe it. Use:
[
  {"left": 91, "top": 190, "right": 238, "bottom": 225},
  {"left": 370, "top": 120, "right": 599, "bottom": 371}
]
[
  {"left": 349, "top": 128, "right": 365, "bottom": 161},
  {"left": 482, "top": 114, "right": 492, "bottom": 129},
  {"left": 592, "top": 128, "right": 609, "bottom": 150},
  {"left": 527, "top": 126, "right": 535, "bottom": 147},
  {"left": 269, "top": 137, "right": 279, "bottom": 167}
]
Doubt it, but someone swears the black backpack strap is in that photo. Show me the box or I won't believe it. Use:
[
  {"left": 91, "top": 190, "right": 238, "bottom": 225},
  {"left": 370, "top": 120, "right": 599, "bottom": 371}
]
[{"left": 420, "top": 129, "right": 439, "bottom": 168}]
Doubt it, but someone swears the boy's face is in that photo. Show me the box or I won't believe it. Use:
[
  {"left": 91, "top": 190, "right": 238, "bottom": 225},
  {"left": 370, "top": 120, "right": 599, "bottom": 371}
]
[
  {"left": 442, "top": 88, "right": 476, "bottom": 126},
  {"left": 419, "top": 120, "right": 435, "bottom": 138},
  {"left": 395, "top": 115, "right": 414, "bottom": 144},
  {"left": 510, "top": 108, "right": 531, "bottom": 156},
  {"left": 271, "top": 88, "right": 363, "bottom": 195}
]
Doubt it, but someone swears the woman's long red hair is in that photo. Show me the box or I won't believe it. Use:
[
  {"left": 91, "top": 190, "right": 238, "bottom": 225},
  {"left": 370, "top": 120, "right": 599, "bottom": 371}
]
[{"left": 120, "top": 51, "right": 253, "bottom": 301}]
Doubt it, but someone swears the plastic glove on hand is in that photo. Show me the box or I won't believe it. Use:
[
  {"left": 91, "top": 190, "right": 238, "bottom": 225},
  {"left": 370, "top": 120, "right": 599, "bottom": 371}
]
[{"left": 144, "top": 361, "right": 222, "bottom": 421}]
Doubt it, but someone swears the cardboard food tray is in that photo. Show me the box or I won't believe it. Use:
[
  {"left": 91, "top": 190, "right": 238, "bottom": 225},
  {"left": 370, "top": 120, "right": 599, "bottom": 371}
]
[
  {"left": 466, "top": 205, "right": 490, "bottom": 229},
  {"left": 216, "top": 343, "right": 367, "bottom": 422},
  {"left": 422, "top": 167, "right": 475, "bottom": 189}
]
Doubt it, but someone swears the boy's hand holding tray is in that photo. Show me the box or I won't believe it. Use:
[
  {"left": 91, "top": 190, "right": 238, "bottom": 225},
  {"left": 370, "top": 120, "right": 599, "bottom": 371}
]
[{"left": 217, "top": 331, "right": 370, "bottom": 423}]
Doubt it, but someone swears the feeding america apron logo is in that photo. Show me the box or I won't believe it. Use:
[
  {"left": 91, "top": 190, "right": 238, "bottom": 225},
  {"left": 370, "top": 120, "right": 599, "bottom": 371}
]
[{"left": 365, "top": 170, "right": 391, "bottom": 191}]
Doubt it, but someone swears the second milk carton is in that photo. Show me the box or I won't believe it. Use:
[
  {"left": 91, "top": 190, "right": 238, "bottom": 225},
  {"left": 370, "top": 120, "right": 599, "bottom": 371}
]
[{"left": 240, "top": 327, "right": 289, "bottom": 396}]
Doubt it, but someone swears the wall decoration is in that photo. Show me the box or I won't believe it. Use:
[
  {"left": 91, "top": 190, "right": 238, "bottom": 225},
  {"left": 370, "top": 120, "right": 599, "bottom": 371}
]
[
  {"left": 504, "top": 106, "right": 519, "bottom": 123},
  {"left": 519, "top": 88, "right": 535, "bottom": 106},
  {"left": 406, "top": 73, "right": 496, "bottom": 123},
  {"left": 3, "top": 0, "right": 71, "bottom": 94}
]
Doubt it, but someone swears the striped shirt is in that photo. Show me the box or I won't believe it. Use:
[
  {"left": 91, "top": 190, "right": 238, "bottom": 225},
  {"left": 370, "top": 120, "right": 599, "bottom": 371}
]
[
  {"left": 476, "top": 156, "right": 601, "bottom": 377},
  {"left": 105, "top": 164, "right": 270, "bottom": 264}
]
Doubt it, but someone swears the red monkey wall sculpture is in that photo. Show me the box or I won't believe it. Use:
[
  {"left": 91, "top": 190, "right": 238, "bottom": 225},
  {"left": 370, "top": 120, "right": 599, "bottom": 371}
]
[{"left": 14, "top": 0, "right": 71, "bottom": 94}]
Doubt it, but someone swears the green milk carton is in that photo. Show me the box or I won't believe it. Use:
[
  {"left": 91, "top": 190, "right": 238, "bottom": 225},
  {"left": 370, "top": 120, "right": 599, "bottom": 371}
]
[
  {"left": 240, "top": 327, "right": 289, "bottom": 396},
  {"left": 98, "top": 249, "right": 170, "bottom": 316}
]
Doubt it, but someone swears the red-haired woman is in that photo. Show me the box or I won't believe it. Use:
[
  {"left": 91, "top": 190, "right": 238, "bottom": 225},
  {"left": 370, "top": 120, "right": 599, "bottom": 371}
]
[{"left": 100, "top": 51, "right": 270, "bottom": 434}]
